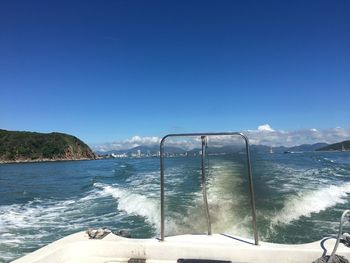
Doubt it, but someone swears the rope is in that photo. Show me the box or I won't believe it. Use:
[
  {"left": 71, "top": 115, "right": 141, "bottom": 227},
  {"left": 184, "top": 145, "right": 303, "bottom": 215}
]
[
  {"left": 86, "top": 227, "right": 111, "bottom": 239},
  {"left": 313, "top": 210, "right": 350, "bottom": 263},
  {"left": 313, "top": 255, "right": 349, "bottom": 263}
]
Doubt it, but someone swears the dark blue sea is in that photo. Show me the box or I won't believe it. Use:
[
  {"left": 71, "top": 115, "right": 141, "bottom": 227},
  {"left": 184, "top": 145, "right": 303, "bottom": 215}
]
[{"left": 1, "top": 152, "right": 350, "bottom": 262}]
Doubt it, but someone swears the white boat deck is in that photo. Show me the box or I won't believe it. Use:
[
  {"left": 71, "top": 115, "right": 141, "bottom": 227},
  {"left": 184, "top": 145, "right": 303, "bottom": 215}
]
[{"left": 11, "top": 231, "right": 350, "bottom": 263}]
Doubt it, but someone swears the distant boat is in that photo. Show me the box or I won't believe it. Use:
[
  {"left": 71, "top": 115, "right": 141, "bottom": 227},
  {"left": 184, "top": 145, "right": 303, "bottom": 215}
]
[
  {"left": 269, "top": 146, "right": 274, "bottom": 154},
  {"left": 341, "top": 143, "right": 346, "bottom": 152}
]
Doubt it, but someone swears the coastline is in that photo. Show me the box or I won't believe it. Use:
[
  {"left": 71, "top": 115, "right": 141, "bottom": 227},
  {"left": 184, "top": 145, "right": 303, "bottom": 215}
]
[{"left": 0, "top": 157, "right": 99, "bottom": 165}]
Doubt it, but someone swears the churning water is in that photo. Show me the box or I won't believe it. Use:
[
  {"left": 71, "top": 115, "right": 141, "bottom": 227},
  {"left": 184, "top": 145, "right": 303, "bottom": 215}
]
[{"left": 1, "top": 151, "right": 350, "bottom": 262}]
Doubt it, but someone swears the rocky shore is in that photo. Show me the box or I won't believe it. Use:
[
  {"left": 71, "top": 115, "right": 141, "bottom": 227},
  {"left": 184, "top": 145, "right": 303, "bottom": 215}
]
[{"left": 0, "top": 157, "right": 97, "bottom": 164}]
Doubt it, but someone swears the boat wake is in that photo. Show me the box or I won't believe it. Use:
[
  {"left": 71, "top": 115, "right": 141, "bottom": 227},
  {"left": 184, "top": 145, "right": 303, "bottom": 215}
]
[
  {"left": 93, "top": 182, "right": 160, "bottom": 230},
  {"left": 271, "top": 182, "right": 350, "bottom": 226},
  {"left": 2, "top": 154, "right": 350, "bottom": 262},
  {"left": 0, "top": 189, "right": 130, "bottom": 262}
]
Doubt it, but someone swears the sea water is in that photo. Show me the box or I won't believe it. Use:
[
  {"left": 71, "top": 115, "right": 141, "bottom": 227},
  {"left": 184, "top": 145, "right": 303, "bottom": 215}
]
[{"left": 1, "top": 152, "right": 350, "bottom": 262}]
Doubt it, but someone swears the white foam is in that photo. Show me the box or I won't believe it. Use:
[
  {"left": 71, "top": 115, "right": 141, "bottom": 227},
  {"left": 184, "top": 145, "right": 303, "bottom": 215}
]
[
  {"left": 0, "top": 199, "right": 78, "bottom": 261},
  {"left": 271, "top": 182, "right": 350, "bottom": 226},
  {"left": 205, "top": 163, "right": 252, "bottom": 237},
  {"left": 93, "top": 183, "right": 160, "bottom": 229},
  {"left": 0, "top": 200, "right": 73, "bottom": 230},
  {"left": 157, "top": 161, "right": 253, "bottom": 238},
  {"left": 0, "top": 189, "right": 128, "bottom": 262}
]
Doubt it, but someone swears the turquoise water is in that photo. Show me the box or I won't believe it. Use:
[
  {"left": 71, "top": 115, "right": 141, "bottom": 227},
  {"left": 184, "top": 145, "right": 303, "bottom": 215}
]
[{"left": 1, "top": 152, "right": 350, "bottom": 262}]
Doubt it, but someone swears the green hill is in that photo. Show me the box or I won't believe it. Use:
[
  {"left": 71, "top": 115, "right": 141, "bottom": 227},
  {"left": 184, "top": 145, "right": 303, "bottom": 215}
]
[
  {"left": 0, "top": 129, "right": 96, "bottom": 163},
  {"left": 316, "top": 140, "right": 350, "bottom": 151}
]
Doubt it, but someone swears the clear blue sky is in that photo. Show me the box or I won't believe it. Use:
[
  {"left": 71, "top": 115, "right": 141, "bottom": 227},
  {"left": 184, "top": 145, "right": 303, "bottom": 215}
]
[{"left": 1, "top": 0, "right": 349, "bottom": 144}]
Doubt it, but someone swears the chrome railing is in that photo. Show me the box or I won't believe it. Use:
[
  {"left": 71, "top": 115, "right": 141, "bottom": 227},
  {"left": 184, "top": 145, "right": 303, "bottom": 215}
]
[{"left": 159, "top": 132, "right": 259, "bottom": 245}]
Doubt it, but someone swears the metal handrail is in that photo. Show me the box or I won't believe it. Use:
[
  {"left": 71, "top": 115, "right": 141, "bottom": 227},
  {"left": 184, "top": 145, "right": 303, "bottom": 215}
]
[
  {"left": 201, "top": 136, "right": 212, "bottom": 235},
  {"left": 328, "top": 210, "right": 350, "bottom": 263},
  {"left": 159, "top": 132, "right": 259, "bottom": 245}
]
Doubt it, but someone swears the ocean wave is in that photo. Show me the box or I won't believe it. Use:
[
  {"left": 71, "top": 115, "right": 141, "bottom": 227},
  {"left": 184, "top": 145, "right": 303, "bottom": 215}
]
[
  {"left": 93, "top": 182, "right": 160, "bottom": 229},
  {"left": 155, "top": 161, "right": 253, "bottom": 237},
  {"left": 0, "top": 189, "right": 128, "bottom": 262},
  {"left": 264, "top": 162, "right": 347, "bottom": 195},
  {"left": 0, "top": 199, "right": 77, "bottom": 262},
  {"left": 0, "top": 199, "right": 75, "bottom": 230},
  {"left": 271, "top": 182, "right": 350, "bottom": 226},
  {"left": 91, "top": 160, "right": 251, "bottom": 238}
]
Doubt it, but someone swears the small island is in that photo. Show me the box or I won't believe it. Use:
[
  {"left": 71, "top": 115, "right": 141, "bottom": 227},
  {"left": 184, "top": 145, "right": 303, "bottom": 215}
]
[{"left": 0, "top": 129, "right": 96, "bottom": 163}]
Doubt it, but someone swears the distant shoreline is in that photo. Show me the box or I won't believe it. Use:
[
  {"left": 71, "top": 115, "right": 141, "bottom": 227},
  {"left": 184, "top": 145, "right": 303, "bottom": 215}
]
[{"left": 0, "top": 157, "right": 98, "bottom": 165}]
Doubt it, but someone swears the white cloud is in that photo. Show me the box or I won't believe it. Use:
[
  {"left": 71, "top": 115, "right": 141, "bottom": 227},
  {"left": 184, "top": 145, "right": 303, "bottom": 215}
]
[
  {"left": 91, "top": 125, "right": 350, "bottom": 151},
  {"left": 92, "top": 136, "right": 161, "bottom": 152},
  {"left": 245, "top": 126, "right": 350, "bottom": 147},
  {"left": 126, "top": 136, "right": 160, "bottom": 145},
  {"left": 257, "top": 124, "right": 275, "bottom": 132}
]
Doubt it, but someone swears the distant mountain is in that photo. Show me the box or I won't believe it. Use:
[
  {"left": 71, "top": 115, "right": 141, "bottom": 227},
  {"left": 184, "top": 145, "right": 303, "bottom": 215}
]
[
  {"left": 288, "top": 143, "right": 329, "bottom": 152},
  {"left": 214, "top": 145, "right": 243, "bottom": 153},
  {"left": 97, "top": 142, "right": 333, "bottom": 156},
  {"left": 131, "top": 145, "right": 186, "bottom": 154},
  {"left": 250, "top": 143, "right": 329, "bottom": 153},
  {"left": 0, "top": 129, "right": 96, "bottom": 163},
  {"left": 185, "top": 145, "right": 243, "bottom": 155},
  {"left": 250, "top": 145, "right": 271, "bottom": 153},
  {"left": 316, "top": 140, "right": 350, "bottom": 151},
  {"left": 273, "top": 143, "right": 329, "bottom": 153},
  {"left": 99, "top": 145, "right": 186, "bottom": 155}
]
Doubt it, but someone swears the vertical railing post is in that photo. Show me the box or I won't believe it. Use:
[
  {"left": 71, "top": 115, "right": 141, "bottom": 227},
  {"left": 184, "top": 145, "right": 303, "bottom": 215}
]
[
  {"left": 241, "top": 134, "right": 259, "bottom": 245},
  {"left": 201, "top": 136, "right": 212, "bottom": 235},
  {"left": 160, "top": 137, "right": 166, "bottom": 241}
]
